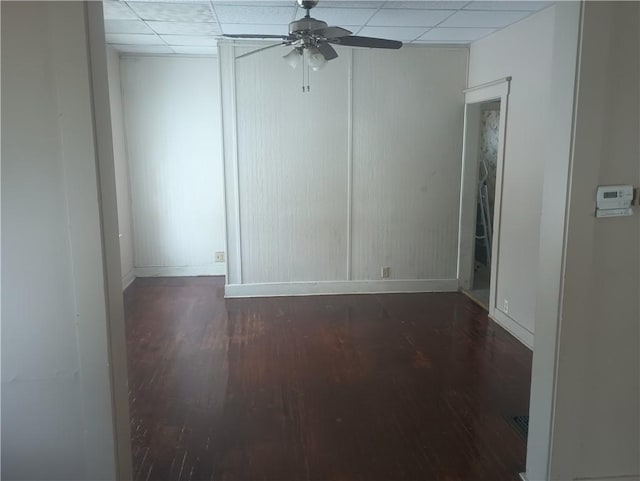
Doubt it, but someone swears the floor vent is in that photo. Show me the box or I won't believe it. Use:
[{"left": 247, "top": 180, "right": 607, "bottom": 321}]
[{"left": 510, "top": 415, "right": 529, "bottom": 439}]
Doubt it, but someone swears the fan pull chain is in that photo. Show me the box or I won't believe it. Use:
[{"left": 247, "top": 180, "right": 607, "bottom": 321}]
[{"left": 299, "top": 49, "right": 311, "bottom": 93}]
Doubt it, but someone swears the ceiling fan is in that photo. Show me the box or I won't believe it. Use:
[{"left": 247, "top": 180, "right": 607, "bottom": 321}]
[{"left": 223, "top": 0, "right": 402, "bottom": 74}]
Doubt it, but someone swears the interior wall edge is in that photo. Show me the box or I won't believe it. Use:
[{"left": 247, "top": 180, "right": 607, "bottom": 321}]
[
  {"left": 219, "top": 43, "right": 242, "bottom": 285},
  {"left": 85, "top": 3, "right": 133, "bottom": 479}
]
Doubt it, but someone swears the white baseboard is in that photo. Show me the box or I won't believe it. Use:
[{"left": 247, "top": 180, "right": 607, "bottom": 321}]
[
  {"left": 490, "top": 308, "right": 534, "bottom": 350},
  {"left": 135, "top": 264, "right": 225, "bottom": 278},
  {"left": 521, "top": 471, "right": 640, "bottom": 481},
  {"left": 121, "top": 269, "right": 135, "bottom": 291},
  {"left": 225, "top": 279, "right": 458, "bottom": 298},
  {"left": 574, "top": 476, "right": 640, "bottom": 481}
]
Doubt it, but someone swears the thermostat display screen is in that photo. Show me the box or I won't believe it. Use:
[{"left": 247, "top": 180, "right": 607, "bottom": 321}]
[{"left": 603, "top": 191, "right": 618, "bottom": 198}]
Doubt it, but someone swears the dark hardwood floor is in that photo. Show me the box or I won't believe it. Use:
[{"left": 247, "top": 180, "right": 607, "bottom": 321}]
[{"left": 125, "top": 277, "right": 532, "bottom": 481}]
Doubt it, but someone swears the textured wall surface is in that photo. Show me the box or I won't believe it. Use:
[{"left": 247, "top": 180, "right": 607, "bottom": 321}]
[
  {"left": 222, "top": 44, "right": 467, "bottom": 292},
  {"left": 351, "top": 48, "right": 466, "bottom": 281},
  {"left": 235, "top": 48, "right": 350, "bottom": 283}
]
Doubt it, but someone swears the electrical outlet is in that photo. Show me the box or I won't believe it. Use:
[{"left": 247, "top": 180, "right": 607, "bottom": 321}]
[
  {"left": 215, "top": 252, "right": 225, "bottom": 263},
  {"left": 503, "top": 299, "right": 509, "bottom": 314},
  {"left": 381, "top": 267, "right": 390, "bottom": 278}
]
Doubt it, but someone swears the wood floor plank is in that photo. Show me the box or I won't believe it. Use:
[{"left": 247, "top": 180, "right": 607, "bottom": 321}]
[{"left": 125, "top": 277, "right": 531, "bottom": 481}]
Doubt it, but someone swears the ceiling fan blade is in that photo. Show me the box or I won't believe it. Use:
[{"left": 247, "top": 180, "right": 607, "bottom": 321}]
[
  {"left": 311, "top": 26, "right": 352, "bottom": 38},
  {"left": 223, "top": 34, "right": 290, "bottom": 39},
  {"left": 329, "top": 36, "right": 402, "bottom": 49},
  {"left": 317, "top": 42, "right": 338, "bottom": 60},
  {"left": 235, "top": 42, "right": 287, "bottom": 60}
]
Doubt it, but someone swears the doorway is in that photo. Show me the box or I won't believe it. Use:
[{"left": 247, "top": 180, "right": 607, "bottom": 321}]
[
  {"left": 468, "top": 101, "right": 500, "bottom": 307},
  {"left": 457, "top": 78, "right": 510, "bottom": 315}
]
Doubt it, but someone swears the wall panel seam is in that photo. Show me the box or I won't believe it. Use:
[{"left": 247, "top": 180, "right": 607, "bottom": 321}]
[
  {"left": 347, "top": 50, "right": 354, "bottom": 281},
  {"left": 216, "top": 54, "right": 230, "bottom": 280},
  {"left": 231, "top": 45, "right": 243, "bottom": 284}
]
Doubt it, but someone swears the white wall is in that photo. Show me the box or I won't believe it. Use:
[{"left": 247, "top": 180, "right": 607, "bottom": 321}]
[
  {"left": 120, "top": 55, "right": 226, "bottom": 277},
  {"left": 1, "top": 2, "right": 120, "bottom": 479},
  {"left": 526, "top": 2, "right": 581, "bottom": 479},
  {"left": 107, "top": 47, "right": 135, "bottom": 289},
  {"left": 221, "top": 44, "right": 467, "bottom": 296},
  {"left": 468, "top": 6, "right": 556, "bottom": 346},
  {"left": 547, "top": 2, "right": 639, "bottom": 479}
]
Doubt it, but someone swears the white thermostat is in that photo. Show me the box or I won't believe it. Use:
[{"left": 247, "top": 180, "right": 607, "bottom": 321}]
[{"left": 596, "top": 185, "right": 634, "bottom": 217}]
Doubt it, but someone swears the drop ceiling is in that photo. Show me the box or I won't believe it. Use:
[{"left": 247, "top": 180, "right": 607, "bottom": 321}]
[{"left": 104, "top": 0, "right": 553, "bottom": 55}]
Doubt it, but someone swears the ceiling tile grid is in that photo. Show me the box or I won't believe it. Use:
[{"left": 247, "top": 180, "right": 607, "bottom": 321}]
[{"left": 104, "top": 0, "right": 553, "bottom": 55}]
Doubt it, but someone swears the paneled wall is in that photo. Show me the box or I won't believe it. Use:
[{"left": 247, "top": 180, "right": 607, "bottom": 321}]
[
  {"left": 351, "top": 49, "right": 464, "bottom": 281},
  {"left": 235, "top": 49, "right": 350, "bottom": 283},
  {"left": 120, "top": 56, "right": 226, "bottom": 277},
  {"left": 220, "top": 44, "right": 467, "bottom": 296}
]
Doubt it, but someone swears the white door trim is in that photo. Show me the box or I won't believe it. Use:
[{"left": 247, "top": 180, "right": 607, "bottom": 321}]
[
  {"left": 85, "top": 3, "right": 133, "bottom": 479},
  {"left": 457, "top": 77, "right": 511, "bottom": 322}
]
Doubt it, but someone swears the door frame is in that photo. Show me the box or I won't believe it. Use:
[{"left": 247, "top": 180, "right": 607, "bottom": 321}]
[
  {"left": 457, "top": 77, "right": 511, "bottom": 318},
  {"left": 86, "top": 2, "right": 134, "bottom": 479}
]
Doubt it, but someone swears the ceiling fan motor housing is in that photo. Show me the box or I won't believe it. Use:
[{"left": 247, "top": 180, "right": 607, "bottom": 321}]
[{"left": 289, "top": 17, "right": 328, "bottom": 36}]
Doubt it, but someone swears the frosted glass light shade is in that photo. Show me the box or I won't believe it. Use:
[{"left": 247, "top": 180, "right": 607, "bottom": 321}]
[
  {"left": 307, "top": 47, "right": 326, "bottom": 71},
  {"left": 283, "top": 48, "right": 302, "bottom": 69}
]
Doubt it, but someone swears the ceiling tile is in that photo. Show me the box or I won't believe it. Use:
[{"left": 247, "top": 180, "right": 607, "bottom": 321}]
[
  {"left": 221, "top": 23, "right": 290, "bottom": 35},
  {"left": 214, "top": 5, "right": 295, "bottom": 23},
  {"left": 439, "top": 10, "right": 530, "bottom": 28},
  {"left": 383, "top": 1, "right": 468, "bottom": 9},
  {"left": 213, "top": 1, "right": 293, "bottom": 5},
  {"left": 464, "top": 1, "right": 552, "bottom": 11},
  {"left": 317, "top": 1, "right": 384, "bottom": 7},
  {"left": 171, "top": 45, "right": 219, "bottom": 55},
  {"left": 103, "top": 0, "right": 139, "bottom": 20},
  {"left": 295, "top": 7, "right": 377, "bottom": 25},
  {"left": 104, "top": 19, "right": 154, "bottom": 34},
  {"left": 126, "top": 2, "right": 215, "bottom": 22},
  {"left": 367, "top": 8, "right": 454, "bottom": 27},
  {"left": 106, "top": 33, "right": 164, "bottom": 45},
  {"left": 161, "top": 34, "right": 218, "bottom": 45},
  {"left": 417, "top": 27, "right": 495, "bottom": 42},
  {"left": 128, "top": 0, "right": 210, "bottom": 2},
  {"left": 146, "top": 20, "right": 221, "bottom": 34},
  {"left": 358, "top": 25, "right": 427, "bottom": 41},
  {"left": 413, "top": 40, "right": 469, "bottom": 44},
  {"left": 114, "top": 44, "right": 175, "bottom": 54}
]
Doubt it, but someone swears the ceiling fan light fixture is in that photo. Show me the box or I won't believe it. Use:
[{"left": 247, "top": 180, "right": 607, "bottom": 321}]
[
  {"left": 283, "top": 48, "right": 302, "bottom": 69},
  {"left": 307, "top": 47, "right": 327, "bottom": 71}
]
